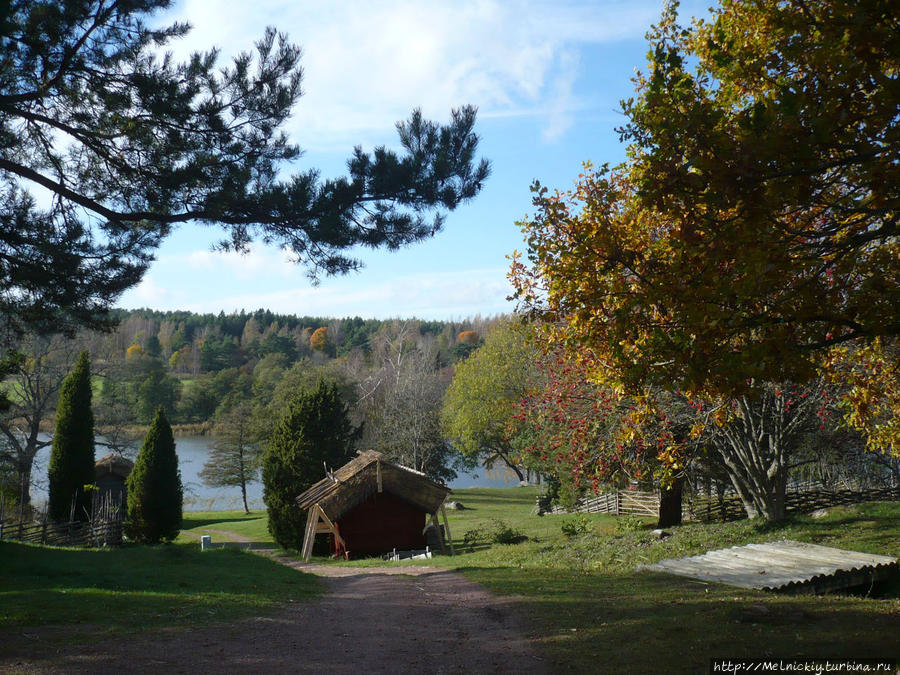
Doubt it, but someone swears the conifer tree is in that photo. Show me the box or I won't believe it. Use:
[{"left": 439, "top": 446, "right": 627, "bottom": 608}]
[
  {"left": 1, "top": 1, "right": 489, "bottom": 335},
  {"left": 262, "top": 380, "right": 357, "bottom": 550},
  {"left": 47, "top": 351, "right": 95, "bottom": 522},
  {"left": 125, "top": 407, "right": 182, "bottom": 543}
]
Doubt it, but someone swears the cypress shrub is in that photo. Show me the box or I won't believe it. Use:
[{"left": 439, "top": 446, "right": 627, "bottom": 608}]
[
  {"left": 125, "top": 407, "right": 182, "bottom": 543},
  {"left": 262, "top": 379, "right": 357, "bottom": 550},
  {"left": 48, "top": 351, "right": 95, "bottom": 522}
]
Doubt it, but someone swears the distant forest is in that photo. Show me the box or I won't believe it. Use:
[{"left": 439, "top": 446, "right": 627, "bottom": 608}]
[{"left": 1, "top": 309, "right": 503, "bottom": 498}]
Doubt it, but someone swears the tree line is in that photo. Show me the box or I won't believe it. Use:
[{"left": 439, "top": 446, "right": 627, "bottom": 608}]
[{"left": 0, "top": 310, "right": 500, "bottom": 512}]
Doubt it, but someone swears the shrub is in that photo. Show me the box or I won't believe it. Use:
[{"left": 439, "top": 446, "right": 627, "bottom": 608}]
[
  {"left": 561, "top": 515, "right": 593, "bottom": 537},
  {"left": 615, "top": 514, "right": 647, "bottom": 535},
  {"left": 125, "top": 407, "right": 183, "bottom": 543},
  {"left": 489, "top": 519, "right": 526, "bottom": 544}
]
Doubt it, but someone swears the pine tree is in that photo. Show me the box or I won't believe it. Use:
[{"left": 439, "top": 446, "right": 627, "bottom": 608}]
[
  {"left": 47, "top": 351, "right": 95, "bottom": 522},
  {"left": 262, "top": 380, "right": 357, "bottom": 550},
  {"left": 125, "top": 407, "right": 182, "bottom": 543},
  {"left": 1, "top": 2, "right": 488, "bottom": 335}
]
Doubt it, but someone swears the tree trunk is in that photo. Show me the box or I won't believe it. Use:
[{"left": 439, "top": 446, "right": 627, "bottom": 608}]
[
  {"left": 722, "top": 454, "right": 787, "bottom": 523},
  {"left": 240, "top": 479, "right": 249, "bottom": 515},
  {"left": 656, "top": 475, "right": 684, "bottom": 528},
  {"left": 493, "top": 446, "right": 526, "bottom": 483},
  {"left": 16, "top": 452, "right": 35, "bottom": 510}
]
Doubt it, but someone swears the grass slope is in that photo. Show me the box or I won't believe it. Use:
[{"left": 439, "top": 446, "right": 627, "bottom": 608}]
[
  {"left": 433, "top": 488, "right": 900, "bottom": 672},
  {"left": 3, "top": 490, "right": 898, "bottom": 673},
  {"left": 0, "top": 532, "right": 319, "bottom": 648}
]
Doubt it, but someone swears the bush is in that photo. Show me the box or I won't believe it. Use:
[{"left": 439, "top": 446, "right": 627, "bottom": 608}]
[
  {"left": 125, "top": 407, "right": 183, "bottom": 543},
  {"left": 463, "top": 519, "right": 527, "bottom": 550},
  {"left": 614, "top": 514, "right": 647, "bottom": 535},
  {"left": 561, "top": 515, "right": 593, "bottom": 537}
]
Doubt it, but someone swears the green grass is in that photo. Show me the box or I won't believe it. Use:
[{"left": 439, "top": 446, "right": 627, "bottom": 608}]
[
  {"left": 0, "top": 538, "right": 321, "bottom": 645},
  {"left": 429, "top": 491, "right": 900, "bottom": 672},
  {"left": 177, "top": 509, "right": 274, "bottom": 544},
  {"left": 4, "top": 490, "right": 899, "bottom": 672}
]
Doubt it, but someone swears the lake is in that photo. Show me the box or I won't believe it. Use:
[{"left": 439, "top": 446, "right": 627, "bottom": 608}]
[{"left": 29, "top": 435, "right": 522, "bottom": 511}]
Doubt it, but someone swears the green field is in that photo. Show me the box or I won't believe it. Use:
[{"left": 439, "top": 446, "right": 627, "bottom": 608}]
[
  {"left": 2, "top": 490, "right": 898, "bottom": 672},
  {"left": 0, "top": 527, "right": 320, "bottom": 643},
  {"left": 429, "top": 489, "right": 900, "bottom": 671}
]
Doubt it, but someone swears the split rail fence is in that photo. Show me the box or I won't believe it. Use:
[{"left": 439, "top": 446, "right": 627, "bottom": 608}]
[
  {"left": 544, "top": 485, "right": 900, "bottom": 522},
  {"left": 546, "top": 489, "right": 659, "bottom": 517}
]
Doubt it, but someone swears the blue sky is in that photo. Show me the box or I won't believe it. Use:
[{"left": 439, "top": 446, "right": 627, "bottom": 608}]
[{"left": 117, "top": 0, "right": 708, "bottom": 320}]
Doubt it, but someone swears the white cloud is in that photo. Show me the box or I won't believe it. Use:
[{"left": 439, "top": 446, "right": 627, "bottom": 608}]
[
  {"left": 125, "top": 264, "right": 515, "bottom": 319},
  {"left": 184, "top": 244, "right": 300, "bottom": 281},
  {"left": 158, "top": 0, "right": 663, "bottom": 147},
  {"left": 123, "top": 274, "right": 184, "bottom": 308}
]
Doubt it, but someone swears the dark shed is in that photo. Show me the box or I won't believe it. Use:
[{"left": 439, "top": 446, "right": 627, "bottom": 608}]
[
  {"left": 296, "top": 450, "right": 453, "bottom": 560},
  {"left": 94, "top": 453, "right": 134, "bottom": 503}
]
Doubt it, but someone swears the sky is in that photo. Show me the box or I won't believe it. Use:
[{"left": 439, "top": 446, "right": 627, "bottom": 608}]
[{"left": 117, "top": 0, "right": 710, "bottom": 320}]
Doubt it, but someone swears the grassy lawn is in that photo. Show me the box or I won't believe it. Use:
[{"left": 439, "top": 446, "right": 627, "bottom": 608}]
[
  {"left": 322, "top": 487, "right": 900, "bottom": 670},
  {"left": 0, "top": 535, "right": 321, "bottom": 647},
  {"left": 429, "top": 489, "right": 900, "bottom": 672},
  {"left": 3, "top": 489, "right": 898, "bottom": 672},
  {"left": 177, "top": 509, "right": 274, "bottom": 545}
]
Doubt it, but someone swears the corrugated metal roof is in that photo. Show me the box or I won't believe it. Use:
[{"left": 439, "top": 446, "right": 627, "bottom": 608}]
[{"left": 639, "top": 540, "right": 898, "bottom": 592}]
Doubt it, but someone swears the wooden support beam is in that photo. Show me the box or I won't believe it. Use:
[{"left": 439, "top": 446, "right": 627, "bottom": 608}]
[
  {"left": 440, "top": 504, "right": 455, "bottom": 556},
  {"left": 430, "top": 512, "right": 447, "bottom": 554},
  {"left": 300, "top": 506, "right": 319, "bottom": 562},
  {"left": 317, "top": 506, "right": 346, "bottom": 551},
  {"left": 376, "top": 459, "right": 382, "bottom": 493}
]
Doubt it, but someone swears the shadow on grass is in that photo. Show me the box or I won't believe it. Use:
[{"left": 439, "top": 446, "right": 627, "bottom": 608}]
[
  {"left": 0, "top": 540, "right": 322, "bottom": 633},
  {"left": 451, "top": 563, "right": 900, "bottom": 673}
]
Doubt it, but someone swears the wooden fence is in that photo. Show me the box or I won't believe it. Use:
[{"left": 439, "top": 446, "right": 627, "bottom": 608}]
[
  {"left": 546, "top": 489, "right": 659, "bottom": 517},
  {"left": 686, "top": 486, "right": 900, "bottom": 523},
  {"left": 0, "top": 491, "right": 124, "bottom": 548},
  {"left": 0, "top": 517, "right": 123, "bottom": 547},
  {"left": 544, "top": 485, "right": 900, "bottom": 522}
]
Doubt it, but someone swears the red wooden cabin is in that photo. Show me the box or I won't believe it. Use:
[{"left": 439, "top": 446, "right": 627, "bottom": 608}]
[{"left": 295, "top": 451, "right": 453, "bottom": 560}]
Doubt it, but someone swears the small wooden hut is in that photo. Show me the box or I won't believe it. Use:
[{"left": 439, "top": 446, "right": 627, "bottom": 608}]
[
  {"left": 94, "top": 453, "right": 134, "bottom": 503},
  {"left": 296, "top": 450, "right": 454, "bottom": 561}
]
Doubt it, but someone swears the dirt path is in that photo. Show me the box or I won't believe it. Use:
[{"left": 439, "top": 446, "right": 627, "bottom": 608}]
[{"left": 3, "top": 546, "right": 548, "bottom": 674}]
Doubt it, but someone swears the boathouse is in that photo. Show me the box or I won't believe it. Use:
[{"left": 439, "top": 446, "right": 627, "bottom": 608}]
[{"left": 296, "top": 450, "right": 453, "bottom": 560}]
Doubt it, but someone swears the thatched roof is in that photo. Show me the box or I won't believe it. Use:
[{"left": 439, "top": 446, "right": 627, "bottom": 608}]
[
  {"left": 95, "top": 453, "right": 134, "bottom": 480},
  {"left": 296, "top": 450, "right": 451, "bottom": 521}
]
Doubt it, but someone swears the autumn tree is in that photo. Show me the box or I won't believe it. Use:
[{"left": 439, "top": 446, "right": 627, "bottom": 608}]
[
  {"left": 511, "top": 0, "right": 900, "bottom": 519},
  {"left": 47, "top": 351, "right": 95, "bottom": 521},
  {"left": 0, "top": 0, "right": 489, "bottom": 335},
  {"left": 309, "top": 327, "right": 333, "bottom": 357},
  {"left": 518, "top": 347, "right": 696, "bottom": 525},
  {"left": 262, "top": 379, "right": 358, "bottom": 550},
  {"left": 514, "top": 0, "right": 898, "bottom": 391},
  {"left": 125, "top": 407, "right": 183, "bottom": 543},
  {"left": 442, "top": 319, "right": 539, "bottom": 482}
]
